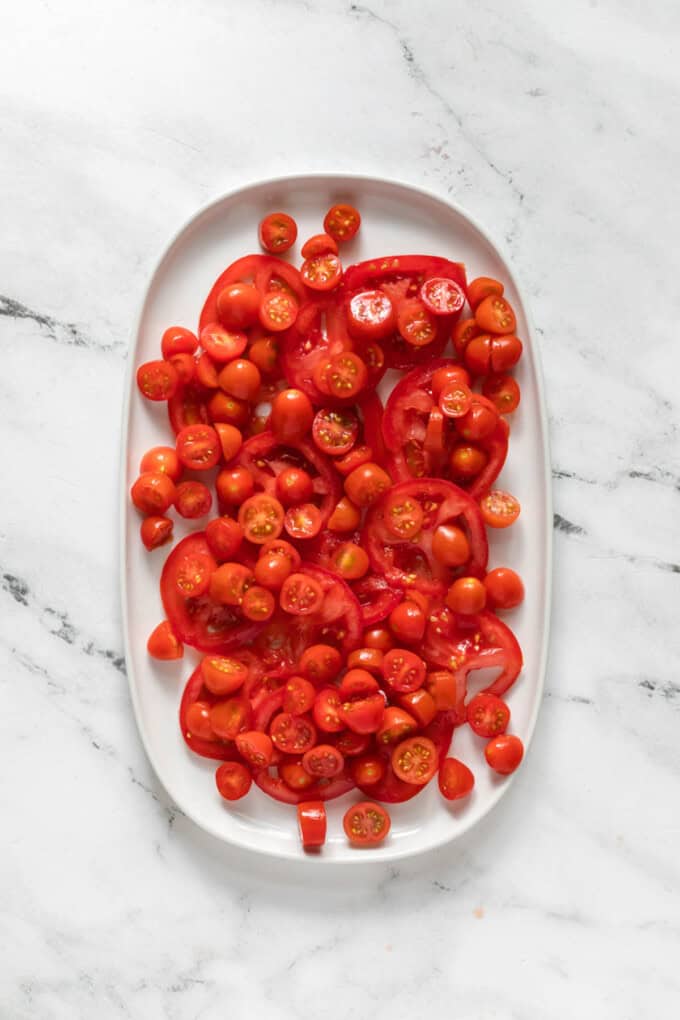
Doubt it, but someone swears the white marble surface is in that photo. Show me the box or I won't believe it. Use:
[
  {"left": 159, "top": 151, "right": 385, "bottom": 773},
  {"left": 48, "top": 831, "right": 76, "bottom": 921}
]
[{"left": 1, "top": 0, "right": 678, "bottom": 1015}]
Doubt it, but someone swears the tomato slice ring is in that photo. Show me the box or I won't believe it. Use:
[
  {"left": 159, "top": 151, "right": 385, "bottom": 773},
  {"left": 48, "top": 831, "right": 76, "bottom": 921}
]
[
  {"left": 423, "top": 608, "right": 523, "bottom": 699},
  {"left": 199, "top": 255, "right": 305, "bottom": 333},
  {"left": 179, "top": 664, "right": 243, "bottom": 761}
]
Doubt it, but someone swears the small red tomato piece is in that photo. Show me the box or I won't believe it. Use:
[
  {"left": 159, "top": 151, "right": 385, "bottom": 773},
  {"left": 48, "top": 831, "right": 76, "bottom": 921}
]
[
  {"left": 439, "top": 758, "right": 475, "bottom": 800},
  {"left": 485, "top": 734, "right": 524, "bottom": 775},
  {"left": 147, "top": 620, "right": 183, "bottom": 660}
]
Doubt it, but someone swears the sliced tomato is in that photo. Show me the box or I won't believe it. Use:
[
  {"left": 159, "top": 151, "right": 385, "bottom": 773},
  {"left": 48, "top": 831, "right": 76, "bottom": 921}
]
[
  {"left": 280, "top": 572, "right": 324, "bottom": 615},
  {"left": 439, "top": 757, "right": 475, "bottom": 800},
  {"left": 346, "top": 290, "right": 396, "bottom": 341},
  {"left": 253, "top": 769, "right": 354, "bottom": 805},
  {"left": 297, "top": 801, "right": 327, "bottom": 849},
  {"left": 137, "top": 360, "right": 178, "bottom": 401},
  {"left": 302, "top": 744, "right": 344, "bottom": 778},
  {"left": 168, "top": 382, "right": 210, "bottom": 435},
  {"left": 343, "top": 802, "right": 391, "bottom": 846},
  {"left": 351, "top": 573, "right": 403, "bottom": 627},
  {"left": 179, "top": 664, "right": 243, "bottom": 760},
  {"left": 466, "top": 692, "right": 510, "bottom": 737},
  {"left": 312, "top": 408, "right": 358, "bottom": 456},
  {"left": 199, "top": 255, "right": 304, "bottom": 333},
  {"left": 480, "top": 489, "right": 521, "bottom": 527},
  {"left": 420, "top": 277, "right": 465, "bottom": 316},
  {"left": 200, "top": 323, "right": 248, "bottom": 364},
  {"left": 324, "top": 204, "right": 361, "bottom": 242},
  {"left": 176, "top": 424, "right": 220, "bottom": 471},
  {"left": 391, "top": 735, "right": 438, "bottom": 786},
  {"left": 423, "top": 607, "right": 523, "bottom": 699},
  {"left": 353, "top": 711, "right": 455, "bottom": 803},
  {"left": 270, "top": 712, "right": 317, "bottom": 753},
  {"left": 259, "top": 212, "right": 297, "bottom": 254},
  {"left": 284, "top": 503, "right": 322, "bottom": 540},
  {"left": 238, "top": 493, "right": 285, "bottom": 544},
  {"left": 301, "top": 253, "right": 343, "bottom": 291},
  {"left": 382, "top": 649, "right": 426, "bottom": 693},
  {"left": 216, "top": 762, "right": 252, "bottom": 800},
  {"left": 259, "top": 290, "right": 298, "bottom": 332}
]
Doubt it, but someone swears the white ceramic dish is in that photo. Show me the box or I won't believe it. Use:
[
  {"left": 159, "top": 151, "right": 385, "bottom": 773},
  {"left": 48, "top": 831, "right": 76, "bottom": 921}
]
[{"left": 120, "top": 174, "right": 552, "bottom": 862}]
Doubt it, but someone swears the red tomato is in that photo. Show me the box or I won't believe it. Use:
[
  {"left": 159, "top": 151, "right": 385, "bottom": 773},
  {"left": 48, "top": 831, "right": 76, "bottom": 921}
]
[
  {"left": 363, "top": 627, "right": 394, "bottom": 652},
  {"left": 426, "top": 670, "right": 463, "bottom": 713},
  {"left": 241, "top": 585, "right": 275, "bottom": 622},
  {"left": 196, "top": 351, "right": 219, "bottom": 388},
  {"left": 301, "top": 233, "right": 339, "bottom": 258},
  {"left": 340, "top": 693, "right": 385, "bottom": 734},
  {"left": 175, "top": 480, "right": 212, "bottom": 519},
  {"left": 301, "top": 253, "right": 343, "bottom": 291},
  {"left": 207, "top": 391, "right": 249, "bottom": 427},
  {"left": 216, "top": 467, "right": 255, "bottom": 506},
  {"left": 210, "top": 698, "right": 251, "bottom": 740},
  {"left": 284, "top": 503, "right": 322, "bottom": 540},
  {"left": 391, "top": 736, "right": 438, "bottom": 786},
  {"left": 161, "top": 326, "right": 199, "bottom": 358},
  {"left": 420, "top": 277, "right": 465, "bottom": 316},
  {"left": 446, "top": 577, "right": 487, "bottom": 615},
  {"left": 270, "top": 388, "right": 314, "bottom": 442},
  {"left": 262, "top": 538, "right": 301, "bottom": 569},
  {"left": 270, "top": 712, "right": 317, "bottom": 753},
  {"left": 136, "top": 360, "right": 178, "bottom": 401},
  {"left": 168, "top": 352, "right": 196, "bottom": 385},
  {"left": 344, "top": 463, "right": 391, "bottom": 507},
  {"left": 350, "top": 756, "right": 386, "bottom": 786},
  {"left": 284, "top": 676, "right": 316, "bottom": 715},
  {"left": 259, "top": 291, "right": 298, "bottom": 332},
  {"left": 339, "top": 669, "right": 379, "bottom": 698},
  {"left": 382, "top": 649, "right": 426, "bottom": 693},
  {"left": 467, "top": 693, "right": 510, "bottom": 737},
  {"left": 431, "top": 364, "right": 470, "bottom": 400},
  {"left": 259, "top": 212, "right": 297, "bottom": 254},
  {"left": 467, "top": 276, "right": 504, "bottom": 309},
  {"left": 347, "top": 647, "right": 384, "bottom": 674},
  {"left": 334, "top": 445, "right": 373, "bottom": 476},
  {"left": 324, "top": 352, "right": 367, "bottom": 399},
  {"left": 200, "top": 323, "right": 248, "bottom": 363},
  {"left": 324, "top": 204, "right": 361, "bottom": 242},
  {"left": 147, "top": 620, "right": 183, "bottom": 660},
  {"left": 280, "top": 763, "right": 315, "bottom": 791},
  {"left": 397, "top": 299, "right": 437, "bottom": 347},
  {"left": 205, "top": 517, "right": 243, "bottom": 561},
  {"left": 312, "top": 408, "right": 359, "bottom": 456},
  {"left": 376, "top": 706, "right": 417, "bottom": 746},
  {"left": 131, "top": 472, "right": 176, "bottom": 515},
  {"left": 333, "top": 542, "right": 369, "bottom": 580},
  {"left": 343, "top": 802, "right": 390, "bottom": 846},
  {"left": 439, "top": 382, "right": 473, "bottom": 419},
  {"left": 215, "top": 762, "right": 252, "bottom": 800},
  {"left": 480, "top": 490, "right": 521, "bottom": 528},
  {"left": 280, "top": 572, "right": 324, "bottom": 615},
  {"left": 214, "top": 423, "right": 243, "bottom": 462},
  {"left": 218, "top": 359, "right": 261, "bottom": 400},
  {"left": 389, "top": 601, "right": 426, "bottom": 642},
  {"left": 327, "top": 497, "right": 361, "bottom": 532},
  {"left": 209, "top": 562, "right": 254, "bottom": 606},
  {"left": 431, "top": 524, "right": 470, "bottom": 567},
  {"left": 273, "top": 467, "right": 312, "bottom": 506},
  {"left": 248, "top": 336, "right": 279, "bottom": 376},
  {"left": 174, "top": 552, "right": 214, "bottom": 597},
  {"left": 185, "top": 701, "right": 214, "bottom": 740},
  {"left": 383, "top": 492, "right": 424, "bottom": 539},
  {"left": 490, "top": 335, "right": 523, "bottom": 372},
  {"left": 485, "top": 734, "right": 524, "bottom": 775},
  {"left": 463, "top": 335, "right": 492, "bottom": 376},
  {"left": 139, "top": 446, "right": 182, "bottom": 482},
  {"left": 449, "top": 444, "right": 488, "bottom": 481},
  {"left": 297, "top": 801, "right": 327, "bottom": 849},
  {"left": 483, "top": 373, "right": 521, "bottom": 413},
  {"left": 456, "top": 398, "right": 498, "bottom": 441},
  {"left": 313, "top": 688, "right": 345, "bottom": 733},
  {"left": 439, "top": 758, "right": 475, "bottom": 800},
  {"left": 484, "top": 567, "right": 525, "bottom": 609},
  {"left": 238, "top": 494, "right": 285, "bottom": 544},
  {"left": 452, "top": 317, "right": 480, "bottom": 357},
  {"left": 217, "top": 282, "right": 261, "bottom": 330},
  {"left": 398, "top": 688, "right": 437, "bottom": 728},
  {"left": 334, "top": 731, "right": 371, "bottom": 757},
  {"left": 176, "top": 425, "right": 221, "bottom": 471},
  {"left": 254, "top": 550, "right": 293, "bottom": 589},
  {"left": 299, "top": 645, "right": 342, "bottom": 685},
  {"left": 475, "top": 295, "right": 516, "bottom": 335},
  {"left": 140, "top": 515, "right": 173, "bottom": 551},
  {"left": 236, "top": 730, "right": 273, "bottom": 768},
  {"left": 302, "top": 744, "right": 344, "bottom": 778},
  {"left": 202, "top": 655, "right": 249, "bottom": 695},
  {"left": 347, "top": 290, "right": 396, "bottom": 341}
]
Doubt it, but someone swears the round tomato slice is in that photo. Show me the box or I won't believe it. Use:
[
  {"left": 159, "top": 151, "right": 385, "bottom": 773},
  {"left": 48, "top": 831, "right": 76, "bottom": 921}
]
[
  {"left": 284, "top": 503, "right": 323, "bottom": 540},
  {"left": 297, "top": 801, "right": 327, "bottom": 849},
  {"left": 137, "top": 360, "right": 178, "bottom": 401},
  {"left": 480, "top": 489, "right": 521, "bottom": 528},
  {"left": 343, "top": 802, "right": 390, "bottom": 846},
  {"left": 313, "top": 687, "right": 345, "bottom": 733},
  {"left": 161, "top": 534, "right": 263, "bottom": 652},
  {"left": 325, "top": 352, "right": 368, "bottom": 399},
  {"left": 280, "top": 572, "right": 324, "bottom": 615},
  {"left": 259, "top": 290, "right": 298, "bottom": 332},
  {"left": 216, "top": 762, "right": 252, "bottom": 800},
  {"left": 238, "top": 494, "right": 285, "bottom": 544},
  {"left": 420, "top": 277, "right": 465, "bottom": 316},
  {"left": 301, "top": 253, "right": 343, "bottom": 291},
  {"left": 302, "top": 744, "right": 344, "bottom": 778},
  {"left": 324, "top": 203, "right": 361, "bottom": 242},
  {"left": 383, "top": 649, "right": 426, "bottom": 693},
  {"left": 200, "top": 323, "right": 248, "bottom": 363},
  {"left": 253, "top": 769, "right": 354, "bottom": 805},
  {"left": 259, "top": 212, "right": 297, "bottom": 254},
  {"left": 397, "top": 298, "right": 437, "bottom": 348},
  {"left": 269, "top": 712, "right": 317, "bottom": 753},
  {"left": 423, "top": 608, "right": 523, "bottom": 699},
  {"left": 467, "top": 692, "right": 510, "bottom": 737},
  {"left": 391, "top": 736, "right": 438, "bottom": 786},
  {"left": 312, "top": 408, "right": 358, "bottom": 456},
  {"left": 176, "top": 424, "right": 220, "bottom": 471}
]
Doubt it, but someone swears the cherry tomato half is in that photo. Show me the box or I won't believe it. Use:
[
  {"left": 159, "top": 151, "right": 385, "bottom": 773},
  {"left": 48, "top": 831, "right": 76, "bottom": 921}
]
[
  {"left": 140, "top": 515, "right": 173, "bottom": 551},
  {"left": 218, "top": 359, "right": 261, "bottom": 401},
  {"left": 139, "top": 446, "right": 182, "bottom": 482},
  {"left": 176, "top": 424, "right": 221, "bottom": 471},
  {"left": 299, "top": 645, "right": 342, "bottom": 685},
  {"left": 276, "top": 467, "right": 314, "bottom": 506},
  {"left": 397, "top": 299, "right": 437, "bottom": 347},
  {"left": 467, "top": 276, "right": 504, "bottom": 310},
  {"left": 383, "top": 492, "right": 424, "bottom": 539},
  {"left": 347, "top": 290, "right": 396, "bottom": 341},
  {"left": 284, "top": 503, "right": 322, "bottom": 540},
  {"left": 324, "top": 204, "right": 361, "bottom": 243},
  {"left": 137, "top": 360, "right": 178, "bottom": 401},
  {"left": 238, "top": 494, "right": 285, "bottom": 544},
  {"left": 301, "top": 253, "right": 343, "bottom": 291},
  {"left": 439, "top": 758, "right": 475, "bottom": 800},
  {"left": 259, "top": 212, "right": 298, "bottom": 254},
  {"left": 480, "top": 490, "right": 521, "bottom": 528},
  {"left": 467, "top": 693, "right": 510, "bottom": 737},
  {"left": 482, "top": 374, "right": 521, "bottom": 414},
  {"left": 270, "top": 389, "right": 314, "bottom": 443},
  {"left": 431, "top": 524, "right": 470, "bottom": 567},
  {"left": 270, "top": 712, "right": 317, "bottom": 753},
  {"left": 301, "top": 233, "right": 338, "bottom": 258},
  {"left": 343, "top": 801, "right": 390, "bottom": 846},
  {"left": 344, "top": 463, "right": 391, "bottom": 507},
  {"left": 420, "top": 277, "right": 465, "bottom": 316},
  {"left": 302, "top": 744, "right": 344, "bottom": 778},
  {"left": 241, "top": 585, "right": 276, "bottom": 622},
  {"left": 147, "top": 620, "right": 183, "bottom": 660},
  {"left": 131, "top": 473, "right": 177, "bottom": 515},
  {"left": 391, "top": 736, "right": 438, "bottom": 786},
  {"left": 280, "top": 572, "right": 324, "bottom": 615},
  {"left": 202, "top": 655, "right": 249, "bottom": 695},
  {"left": 284, "top": 676, "right": 317, "bottom": 715},
  {"left": 475, "top": 295, "right": 516, "bottom": 335},
  {"left": 216, "top": 762, "right": 252, "bottom": 800},
  {"left": 446, "top": 576, "right": 487, "bottom": 615},
  {"left": 259, "top": 290, "right": 298, "bottom": 332},
  {"left": 312, "top": 408, "right": 359, "bottom": 456},
  {"left": 484, "top": 567, "right": 525, "bottom": 609},
  {"left": 175, "top": 480, "right": 212, "bottom": 519},
  {"left": 205, "top": 517, "right": 244, "bottom": 561},
  {"left": 313, "top": 688, "right": 345, "bottom": 733},
  {"left": 161, "top": 326, "right": 199, "bottom": 359},
  {"left": 485, "top": 734, "right": 524, "bottom": 775},
  {"left": 382, "top": 649, "right": 426, "bottom": 693}
]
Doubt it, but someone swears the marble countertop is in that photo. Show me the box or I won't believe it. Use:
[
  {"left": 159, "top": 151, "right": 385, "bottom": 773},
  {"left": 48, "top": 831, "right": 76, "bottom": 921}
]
[{"left": 2, "top": 0, "right": 678, "bottom": 1015}]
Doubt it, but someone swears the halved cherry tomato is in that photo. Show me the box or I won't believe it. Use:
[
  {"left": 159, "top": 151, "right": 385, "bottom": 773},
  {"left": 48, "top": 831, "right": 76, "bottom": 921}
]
[
  {"left": 299, "top": 645, "right": 342, "bottom": 685},
  {"left": 241, "top": 585, "right": 275, "bottom": 622},
  {"left": 147, "top": 620, "right": 183, "bottom": 660},
  {"left": 175, "top": 480, "right": 212, "bottom": 519},
  {"left": 382, "top": 649, "right": 426, "bottom": 693},
  {"left": 137, "top": 360, "right": 178, "bottom": 401},
  {"left": 389, "top": 601, "right": 426, "bottom": 642},
  {"left": 254, "top": 551, "right": 293, "bottom": 589},
  {"left": 324, "top": 204, "right": 361, "bottom": 242},
  {"left": 185, "top": 701, "right": 214, "bottom": 740},
  {"left": 334, "top": 731, "right": 371, "bottom": 757},
  {"left": 431, "top": 364, "right": 471, "bottom": 400},
  {"left": 334, "top": 445, "right": 373, "bottom": 476},
  {"left": 452, "top": 318, "right": 480, "bottom": 356},
  {"left": 340, "top": 693, "right": 385, "bottom": 734},
  {"left": 218, "top": 359, "right": 261, "bottom": 400},
  {"left": 480, "top": 490, "right": 521, "bottom": 528},
  {"left": 313, "top": 688, "right": 345, "bottom": 732},
  {"left": 484, "top": 567, "right": 525, "bottom": 609},
  {"left": 325, "top": 352, "right": 367, "bottom": 399},
  {"left": 467, "top": 692, "right": 510, "bottom": 737},
  {"left": 207, "top": 391, "right": 249, "bottom": 427},
  {"left": 483, "top": 373, "right": 521, "bottom": 413},
  {"left": 238, "top": 494, "right": 285, "bottom": 544},
  {"left": 210, "top": 698, "right": 251, "bottom": 740},
  {"left": 376, "top": 706, "right": 417, "bottom": 746},
  {"left": 213, "top": 423, "right": 243, "bottom": 462},
  {"left": 383, "top": 492, "right": 423, "bottom": 539},
  {"left": 270, "top": 388, "right": 314, "bottom": 442},
  {"left": 284, "top": 503, "right": 322, "bottom": 540},
  {"left": 283, "top": 676, "right": 316, "bottom": 715},
  {"left": 420, "top": 277, "right": 465, "bottom": 316},
  {"left": 456, "top": 397, "right": 498, "bottom": 441},
  {"left": 339, "top": 668, "right": 379, "bottom": 698},
  {"left": 446, "top": 576, "right": 487, "bottom": 615},
  {"left": 200, "top": 323, "right": 248, "bottom": 363},
  {"left": 131, "top": 472, "right": 177, "bottom": 515},
  {"left": 398, "top": 688, "right": 437, "bottom": 728},
  {"left": 297, "top": 801, "right": 327, "bottom": 849},
  {"left": 333, "top": 542, "right": 369, "bottom": 580},
  {"left": 280, "top": 572, "right": 324, "bottom": 614},
  {"left": 216, "top": 761, "right": 252, "bottom": 800},
  {"left": 205, "top": 517, "right": 243, "bottom": 561},
  {"left": 301, "top": 253, "right": 343, "bottom": 291},
  {"left": 259, "top": 290, "right": 298, "bottom": 332},
  {"left": 467, "top": 276, "right": 504, "bottom": 310},
  {"left": 439, "top": 758, "right": 475, "bottom": 800},
  {"left": 261, "top": 538, "right": 301, "bottom": 570},
  {"left": 426, "top": 670, "right": 462, "bottom": 712},
  {"left": 217, "top": 282, "right": 261, "bottom": 330},
  {"left": 280, "top": 763, "right": 315, "bottom": 791},
  {"left": 475, "top": 295, "right": 516, "bottom": 335},
  {"left": 485, "top": 734, "right": 524, "bottom": 774},
  {"left": 139, "top": 446, "right": 182, "bottom": 482},
  {"left": 209, "top": 562, "right": 254, "bottom": 606},
  {"left": 312, "top": 408, "right": 358, "bottom": 456},
  {"left": 174, "top": 552, "right": 214, "bottom": 597},
  {"left": 490, "top": 335, "right": 523, "bottom": 372},
  {"left": 259, "top": 212, "right": 297, "bottom": 254},
  {"left": 302, "top": 744, "right": 344, "bottom": 778},
  {"left": 248, "top": 336, "right": 279, "bottom": 376},
  {"left": 216, "top": 467, "right": 255, "bottom": 505},
  {"left": 449, "top": 444, "right": 488, "bottom": 481},
  {"left": 397, "top": 298, "right": 437, "bottom": 348},
  {"left": 439, "top": 381, "right": 473, "bottom": 419},
  {"left": 236, "top": 730, "right": 273, "bottom": 768},
  {"left": 176, "top": 425, "right": 221, "bottom": 471},
  {"left": 270, "top": 712, "right": 317, "bottom": 753},
  {"left": 168, "top": 352, "right": 196, "bottom": 385},
  {"left": 391, "top": 736, "right": 438, "bottom": 786},
  {"left": 196, "top": 351, "right": 219, "bottom": 388},
  {"left": 161, "top": 326, "right": 199, "bottom": 358},
  {"left": 202, "top": 655, "right": 249, "bottom": 696},
  {"left": 347, "top": 290, "right": 396, "bottom": 341},
  {"left": 344, "top": 463, "right": 391, "bottom": 507},
  {"left": 301, "top": 233, "right": 338, "bottom": 258},
  {"left": 343, "top": 802, "right": 390, "bottom": 845},
  {"left": 431, "top": 524, "right": 470, "bottom": 567},
  {"left": 363, "top": 627, "right": 394, "bottom": 652},
  {"left": 350, "top": 755, "right": 385, "bottom": 786},
  {"left": 140, "top": 515, "right": 173, "bottom": 551},
  {"left": 273, "top": 468, "right": 312, "bottom": 508}
]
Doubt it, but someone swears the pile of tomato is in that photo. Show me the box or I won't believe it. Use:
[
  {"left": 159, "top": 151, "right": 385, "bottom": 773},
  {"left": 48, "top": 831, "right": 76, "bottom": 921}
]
[{"left": 131, "top": 202, "right": 527, "bottom": 850}]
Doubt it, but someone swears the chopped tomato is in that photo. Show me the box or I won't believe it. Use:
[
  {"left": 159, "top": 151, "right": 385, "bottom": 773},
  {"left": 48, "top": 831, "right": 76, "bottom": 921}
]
[
  {"left": 297, "top": 801, "right": 327, "bottom": 850},
  {"left": 270, "top": 712, "right": 317, "bottom": 753},
  {"left": 140, "top": 515, "right": 173, "bottom": 551},
  {"left": 420, "top": 277, "right": 465, "bottom": 316},
  {"left": 312, "top": 408, "right": 358, "bottom": 456},
  {"left": 216, "top": 762, "right": 252, "bottom": 800},
  {"left": 485, "top": 734, "right": 524, "bottom": 775},
  {"left": 439, "top": 758, "right": 475, "bottom": 800},
  {"left": 279, "top": 572, "right": 324, "bottom": 615},
  {"left": 238, "top": 494, "right": 285, "bottom": 544},
  {"left": 200, "top": 323, "right": 248, "bottom": 363},
  {"left": 324, "top": 203, "right": 361, "bottom": 242},
  {"left": 301, "top": 233, "right": 338, "bottom": 258},
  {"left": 259, "top": 290, "right": 298, "bottom": 332},
  {"left": 137, "top": 360, "right": 178, "bottom": 401},
  {"left": 391, "top": 735, "right": 438, "bottom": 786},
  {"left": 343, "top": 802, "right": 390, "bottom": 846},
  {"left": 484, "top": 567, "right": 525, "bottom": 609},
  {"left": 301, "top": 253, "right": 343, "bottom": 291},
  {"left": 259, "top": 212, "right": 298, "bottom": 254},
  {"left": 480, "top": 490, "right": 521, "bottom": 528},
  {"left": 467, "top": 693, "right": 510, "bottom": 737},
  {"left": 175, "top": 480, "right": 212, "bottom": 519},
  {"left": 302, "top": 744, "right": 344, "bottom": 778},
  {"left": 147, "top": 620, "right": 183, "bottom": 660}
]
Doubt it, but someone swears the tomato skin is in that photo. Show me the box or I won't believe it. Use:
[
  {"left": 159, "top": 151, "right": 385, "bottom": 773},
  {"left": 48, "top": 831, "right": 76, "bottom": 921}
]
[
  {"left": 276, "top": 467, "right": 314, "bottom": 506},
  {"left": 299, "top": 645, "right": 342, "bottom": 685},
  {"left": 209, "top": 562, "right": 254, "bottom": 606},
  {"left": 475, "top": 295, "right": 516, "bottom": 335},
  {"left": 238, "top": 494, "right": 285, "bottom": 544},
  {"left": 347, "top": 290, "right": 396, "bottom": 341},
  {"left": 485, "top": 734, "right": 524, "bottom": 774},
  {"left": 137, "top": 359, "right": 178, "bottom": 401},
  {"left": 363, "top": 627, "right": 394, "bottom": 652},
  {"left": 339, "top": 669, "right": 379, "bottom": 699},
  {"left": 480, "top": 489, "right": 521, "bottom": 528},
  {"left": 452, "top": 318, "right": 480, "bottom": 357},
  {"left": 168, "top": 352, "right": 196, "bottom": 385},
  {"left": 431, "top": 365, "right": 470, "bottom": 401},
  {"left": 297, "top": 801, "right": 327, "bottom": 849},
  {"left": 131, "top": 472, "right": 177, "bottom": 515},
  {"left": 205, "top": 517, "right": 243, "bottom": 561},
  {"left": 482, "top": 374, "right": 521, "bottom": 414},
  {"left": 467, "top": 276, "right": 504, "bottom": 310},
  {"left": 241, "top": 585, "right": 276, "bottom": 622},
  {"left": 431, "top": 524, "right": 470, "bottom": 567},
  {"left": 270, "top": 712, "right": 317, "bottom": 753},
  {"left": 200, "top": 323, "right": 248, "bottom": 364},
  {"left": 302, "top": 744, "right": 344, "bottom": 778},
  {"left": 491, "top": 335, "right": 523, "bottom": 372},
  {"left": 217, "top": 282, "right": 261, "bottom": 330},
  {"left": 139, "top": 446, "right": 182, "bottom": 482},
  {"left": 140, "top": 515, "right": 173, "bottom": 550},
  {"left": 259, "top": 212, "right": 297, "bottom": 254},
  {"left": 210, "top": 697, "right": 252, "bottom": 740},
  {"left": 439, "top": 758, "right": 475, "bottom": 800},
  {"left": 391, "top": 736, "right": 438, "bottom": 786},
  {"left": 446, "top": 577, "right": 487, "bottom": 615},
  {"left": 456, "top": 398, "right": 498, "bottom": 442},
  {"left": 147, "top": 620, "right": 183, "bottom": 660},
  {"left": 196, "top": 351, "right": 220, "bottom": 388},
  {"left": 301, "top": 253, "right": 343, "bottom": 292},
  {"left": 344, "top": 463, "right": 391, "bottom": 507},
  {"left": 467, "top": 693, "right": 510, "bottom": 737},
  {"left": 301, "top": 233, "right": 339, "bottom": 258},
  {"left": 254, "top": 551, "right": 293, "bottom": 590},
  {"left": 259, "top": 290, "right": 298, "bottom": 332},
  {"left": 350, "top": 755, "right": 386, "bottom": 786},
  {"left": 449, "top": 444, "right": 488, "bottom": 481},
  {"left": 389, "top": 601, "right": 426, "bottom": 643},
  {"left": 398, "top": 688, "right": 437, "bottom": 728},
  {"left": 343, "top": 802, "right": 391, "bottom": 846},
  {"left": 382, "top": 649, "right": 426, "bottom": 693},
  {"left": 463, "top": 335, "right": 492, "bottom": 376},
  {"left": 324, "top": 204, "right": 361, "bottom": 242},
  {"left": 484, "top": 567, "right": 525, "bottom": 609},
  {"left": 213, "top": 423, "right": 243, "bottom": 462},
  {"left": 334, "top": 445, "right": 373, "bottom": 476},
  {"left": 176, "top": 425, "right": 221, "bottom": 471},
  {"left": 347, "top": 647, "right": 384, "bottom": 675},
  {"left": 270, "top": 388, "right": 314, "bottom": 442},
  {"left": 161, "top": 326, "right": 199, "bottom": 358},
  {"left": 280, "top": 763, "right": 315, "bottom": 791},
  {"left": 216, "top": 467, "right": 255, "bottom": 506},
  {"left": 216, "top": 762, "right": 252, "bottom": 800},
  {"left": 218, "top": 359, "right": 261, "bottom": 401},
  {"left": 313, "top": 688, "right": 345, "bottom": 733},
  {"left": 207, "top": 391, "right": 249, "bottom": 427},
  {"left": 174, "top": 480, "right": 212, "bottom": 519},
  {"left": 376, "top": 706, "right": 417, "bottom": 746},
  {"left": 186, "top": 701, "right": 214, "bottom": 740},
  {"left": 202, "top": 655, "right": 248, "bottom": 696}
]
